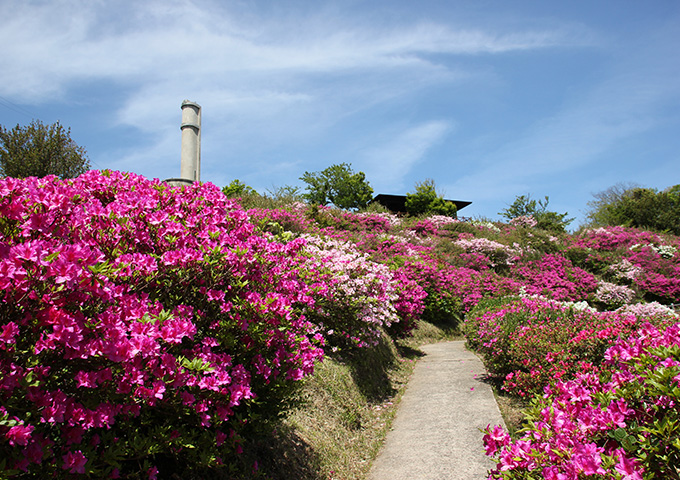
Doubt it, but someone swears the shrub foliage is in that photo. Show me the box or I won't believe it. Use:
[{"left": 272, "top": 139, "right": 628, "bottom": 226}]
[{"left": 0, "top": 169, "right": 678, "bottom": 479}]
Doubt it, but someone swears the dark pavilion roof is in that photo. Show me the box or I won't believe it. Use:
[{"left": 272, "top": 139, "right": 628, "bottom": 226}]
[{"left": 372, "top": 194, "right": 471, "bottom": 214}]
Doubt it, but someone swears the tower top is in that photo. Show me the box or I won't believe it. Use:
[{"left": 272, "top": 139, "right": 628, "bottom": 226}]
[{"left": 181, "top": 99, "right": 201, "bottom": 109}]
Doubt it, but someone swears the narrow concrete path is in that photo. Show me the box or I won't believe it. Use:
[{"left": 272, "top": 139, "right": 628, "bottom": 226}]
[{"left": 368, "top": 341, "right": 504, "bottom": 480}]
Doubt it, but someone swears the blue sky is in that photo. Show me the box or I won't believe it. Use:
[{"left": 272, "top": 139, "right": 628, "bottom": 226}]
[{"left": 1, "top": 0, "right": 679, "bottom": 227}]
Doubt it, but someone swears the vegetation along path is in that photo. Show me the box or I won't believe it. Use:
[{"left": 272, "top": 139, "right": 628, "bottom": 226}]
[{"left": 368, "top": 340, "right": 504, "bottom": 480}]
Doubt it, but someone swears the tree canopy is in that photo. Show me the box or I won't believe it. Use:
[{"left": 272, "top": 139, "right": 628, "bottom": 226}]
[
  {"left": 499, "top": 194, "right": 573, "bottom": 233},
  {"left": 222, "top": 179, "right": 258, "bottom": 198},
  {"left": 405, "top": 179, "right": 457, "bottom": 217},
  {"left": 583, "top": 182, "right": 640, "bottom": 227},
  {"left": 0, "top": 120, "right": 91, "bottom": 179},
  {"left": 584, "top": 184, "right": 680, "bottom": 235},
  {"left": 300, "top": 163, "right": 373, "bottom": 210}
]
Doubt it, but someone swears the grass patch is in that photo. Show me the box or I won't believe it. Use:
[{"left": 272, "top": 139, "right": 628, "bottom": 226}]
[
  {"left": 249, "top": 330, "right": 418, "bottom": 480},
  {"left": 491, "top": 389, "right": 530, "bottom": 437},
  {"left": 401, "top": 317, "right": 464, "bottom": 349},
  {"left": 240, "top": 317, "right": 462, "bottom": 480}
]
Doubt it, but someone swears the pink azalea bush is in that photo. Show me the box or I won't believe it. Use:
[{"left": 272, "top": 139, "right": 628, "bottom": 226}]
[
  {"left": 571, "top": 226, "right": 664, "bottom": 252},
  {"left": 0, "top": 172, "right": 331, "bottom": 477},
  {"left": 286, "top": 203, "right": 398, "bottom": 236},
  {"left": 410, "top": 218, "right": 440, "bottom": 236},
  {"left": 386, "top": 252, "right": 519, "bottom": 329},
  {"left": 246, "top": 204, "right": 315, "bottom": 234},
  {"left": 464, "top": 296, "right": 677, "bottom": 397},
  {"left": 566, "top": 226, "right": 680, "bottom": 303},
  {"left": 356, "top": 211, "right": 402, "bottom": 229},
  {"left": 483, "top": 322, "right": 680, "bottom": 479},
  {"left": 510, "top": 254, "right": 598, "bottom": 302},
  {"left": 625, "top": 245, "right": 680, "bottom": 302}
]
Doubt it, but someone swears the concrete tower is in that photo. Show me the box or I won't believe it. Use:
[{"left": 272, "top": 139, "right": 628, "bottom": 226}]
[
  {"left": 164, "top": 100, "right": 202, "bottom": 187},
  {"left": 180, "top": 100, "right": 201, "bottom": 182}
]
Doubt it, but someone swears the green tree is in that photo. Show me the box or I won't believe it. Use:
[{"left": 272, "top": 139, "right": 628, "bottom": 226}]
[
  {"left": 222, "top": 179, "right": 258, "bottom": 198},
  {"left": 596, "top": 186, "right": 680, "bottom": 235},
  {"left": 608, "top": 188, "right": 658, "bottom": 228},
  {"left": 0, "top": 120, "right": 91, "bottom": 179},
  {"left": 299, "top": 163, "right": 373, "bottom": 210},
  {"left": 499, "top": 194, "right": 573, "bottom": 233},
  {"left": 405, "top": 179, "right": 457, "bottom": 217},
  {"left": 583, "top": 182, "right": 641, "bottom": 227},
  {"left": 658, "top": 185, "right": 680, "bottom": 235},
  {"left": 583, "top": 183, "right": 680, "bottom": 234},
  {"left": 499, "top": 194, "right": 538, "bottom": 219}
]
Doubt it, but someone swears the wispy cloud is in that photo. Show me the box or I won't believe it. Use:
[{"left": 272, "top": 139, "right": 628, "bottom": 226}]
[
  {"left": 444, "top": 16, "right": 680, "bottom": 219},
  {"left": 0, "top": 0, "right": 604, "bottom": 187},
  {"left": 0, "top": 0, "right": 590, "bottom": 101},
  {"left": 359, "top": 121, "right": 453, "bottom": 192}
]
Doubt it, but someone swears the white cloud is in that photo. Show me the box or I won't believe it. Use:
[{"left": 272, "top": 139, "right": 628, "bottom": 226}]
[
  {"left": 446, "top": 15, "right": 680, "bottom": 210},
  {"left": 0, "top": 0, "right": 608, "bottom": 194},
  {"left": 0, "top": 0, "right": 591, "bottom": 102},
  {"left": 360, "top": 121, "right": 452, "bottom": 192}
]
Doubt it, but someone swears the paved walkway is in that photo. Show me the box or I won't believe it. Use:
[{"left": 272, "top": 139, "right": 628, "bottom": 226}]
[{"left": 368, "top": 341, "right": 505, "bottom": 480}]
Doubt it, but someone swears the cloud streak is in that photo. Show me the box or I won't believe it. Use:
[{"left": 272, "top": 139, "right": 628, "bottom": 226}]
[
  {"left": 360, "top": 121, "right": 453, "bottom": 192},
  {"left": 4, "top": 0, "right": 575, "bottom": 180},
  {"left": 444, "top": 15, "right": 680, "bottom": 219},
  {"left": 7, "top": 0, "right": 664, "bottom": 217},
  {"left": 0, "top": 0, "right": 591, "bottom": 101}
]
